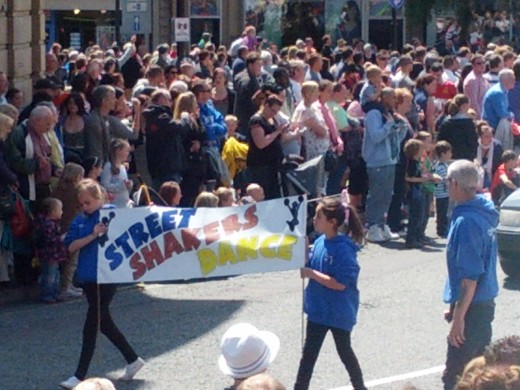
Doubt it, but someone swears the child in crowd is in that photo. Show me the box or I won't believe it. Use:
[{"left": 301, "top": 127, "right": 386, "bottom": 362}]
[
  {"left": 51, "top": 162, "right": 85, "bottom": 297},
  {"left": 295, "top": 197, "right": 367, "bottom": 390},
  {"left": 433, "top": 141, "right": 452, "bottom": 238},
  {"left": 60, "top": 179, "right": 144, "bottom": 389},
  {"left": 82, "top": 156, "right": 103, "bottom": 181},
  {"left": 194, "top": 191, "right": 219, "bottom": 207},
  {"left": 416, "top": 131, "right": 438, "bottom": 243},
  {"left": 246, "top": 183, "right": 265, "bottom": 203},
  {"left": 490, "top": 150, "right": 519, "bottom": 206},
  {"left": 359, "top": 65, "right": 383, "bottom": 113},
  {"left": 215, "top": 187, "right": 236, "bottom": 207},
  {"left": 100, "top": 138, "right": 133, "bottom": 208},
  {"left": 158, "top": 181, "right": 182, "bottom": 207},
  {"left": 404, "top": 139, "right": 428, "bottom": 249},
  {"left": 35, "top": 198, "right": 68, "bottom": 304},
  {"left": 222, "top": 114, "right": 249, "bottom": 186}
]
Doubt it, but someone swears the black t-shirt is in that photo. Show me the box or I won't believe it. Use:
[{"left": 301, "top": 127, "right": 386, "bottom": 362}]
[
  {"left": 406, "top": 158, "right": 422, "bottom": 191},
  {"left": 246, "top": 113, "right": 283, "bottom": 167}
]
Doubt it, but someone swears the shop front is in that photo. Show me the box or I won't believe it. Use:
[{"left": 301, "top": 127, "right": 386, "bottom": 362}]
[{"left": 242, "top": 0, "right": 404, "bottom": 50}]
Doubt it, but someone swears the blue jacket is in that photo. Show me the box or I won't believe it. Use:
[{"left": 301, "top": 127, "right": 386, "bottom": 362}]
[
  {"left": 304, "top": 234, "right": 360, "bottom": 331},
  {"left": 482, "top": 82, "right": 513, "bottom": 130},
  {"left": 199, "top": 101, "right": 227, "bottom": 143},
  {"left": 362, "top": 109, "right": 408, "bottom": 168},
  {"left": 443, "top": 195, "right": 499, "bottom": 304},
  {"left": 64, "top": 205, "right": 114, "bottom": 283}
]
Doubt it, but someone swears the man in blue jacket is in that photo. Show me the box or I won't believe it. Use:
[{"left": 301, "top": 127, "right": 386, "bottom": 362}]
[
  {"left": 361, "top": 87, "right": 408, "bottom": 242},
  {"left": 442, "top": 160, "right": 499, "bottom": 390}
]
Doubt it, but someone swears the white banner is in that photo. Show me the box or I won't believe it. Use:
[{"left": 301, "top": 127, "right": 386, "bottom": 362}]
[{"left": 97, "top": 196, "right": 307, "bottom": 283}]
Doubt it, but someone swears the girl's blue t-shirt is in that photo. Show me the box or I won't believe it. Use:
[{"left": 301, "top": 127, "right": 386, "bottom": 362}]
[
  {"left": 304, "top": 234, "right": 360, "bottom": 331},
  {"left": 64, "top": 205, "right": 114, "bottom": 283}
]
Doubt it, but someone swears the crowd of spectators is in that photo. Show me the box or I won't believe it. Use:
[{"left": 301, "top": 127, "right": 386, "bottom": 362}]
[{"left": 0, "top": 21, "right": 519, "bottom": 295}]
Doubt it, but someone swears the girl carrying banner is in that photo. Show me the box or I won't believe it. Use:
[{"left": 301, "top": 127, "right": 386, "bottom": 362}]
[
  {"left": 59, "top": 179, "right": 144, "bottom": 389},
  {"left": 294, "top": 197, "right": 367, "bottom": 390}
]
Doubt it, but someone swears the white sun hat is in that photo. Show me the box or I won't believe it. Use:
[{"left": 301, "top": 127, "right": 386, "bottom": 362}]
[{"left": 218, "top": 323, "right": 280, "bottom": 379}]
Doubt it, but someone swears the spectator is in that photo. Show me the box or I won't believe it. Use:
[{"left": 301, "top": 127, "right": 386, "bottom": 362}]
[
  {"left": 463, "top": 55, "right": 488, "bottom": 119},
  {"left": 6, "top": 106, "right": 58, "bottom": 210},
  {"left": 237, "top": 373, "right": 285, "bottom": 390},
  {"left": 437, "top": 94, "right": 478, "bottom": 161},
  {"left": 84, "top": 85, "right": 140, "bottom": 164},
  {"left": 193, "top": 191, "right": 219, "bottom": 207},
  {"left": 212, "top": 67, "right": 236, "bottom": 117},
  {"left": 362, "top": 88, "right": 408, "bottom": 242},
  {"left": 482, "top": 69, "right": 516, "bottom": 149},
  {"left": 50, "top": 162, "right": 84, "bottom": 298},
  {"left": 234, "top": 53, "right": 263, "bottom": 139},
  {"left": 5, "top": 87, "right": 24, "bottom": 110},
  {"left": 305, "top": 53, "right": 323, "bottom": 83},
  {"left": 247, "top": 95, "right": 287, "bottom": 200},
  {"left": 34, "top": 197, "right": 68, "bottom": 304},
  {"left": 219, "top": 323, "right": 280, "bottom": 390},
  {"left": 159, "top": 181, "right": 182, "bottom": 207},
  {"left": 475, "top": 122, "right": 504, "bottom": 190}
]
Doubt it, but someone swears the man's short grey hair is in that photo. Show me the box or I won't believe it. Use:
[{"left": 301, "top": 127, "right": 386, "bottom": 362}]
[
  {"left": 91, "top": 85, "right": 115, "bottom": 109},
  {"left": 29, "top": 105, "right": 52, "bottom": 121},
  {"left": 499, "top": 68, "right": 515, "bottom": 82},
  {"left": 447, "top": 160, "right": 479, "bottom": 192}
]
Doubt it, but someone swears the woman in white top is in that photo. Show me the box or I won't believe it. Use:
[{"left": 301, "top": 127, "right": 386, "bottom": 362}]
[{"left": 291, "top": 81, "right": 330, "bottom": 161}]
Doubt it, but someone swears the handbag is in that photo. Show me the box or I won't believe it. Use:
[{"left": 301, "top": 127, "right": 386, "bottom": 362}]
[
  {"left": 0, "top": 185, "right": 16, "bottom": 219},
  {"left": 10, "top": 193, "right": 32, "bottom": 238}
]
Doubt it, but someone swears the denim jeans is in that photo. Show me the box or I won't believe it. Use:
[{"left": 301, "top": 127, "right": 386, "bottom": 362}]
[
  {"left": 419, "top": 191, "right": 433, "bottom": 239},
  {"left": 75, "top": 284, "right": 138, "bottom": 380},
  {"left": 442, "top": 301, "right": 495, "bottom": 390},
  {"left": 294, "top": 321, "right": 366, "bottom": 390},
  {"left": 365, "top": 165, "right": 395, "bottom": 226},
  {"left": 39, "top": 261, "right": 60, "bottom": 302},
  {"left": 406, "top": 188, "right": 426, "bottom": 245}
]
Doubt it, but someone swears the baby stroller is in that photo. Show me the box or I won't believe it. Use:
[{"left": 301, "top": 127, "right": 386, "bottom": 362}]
[{"left": 132, "top": 176, "right": 170, "bottom": 207}]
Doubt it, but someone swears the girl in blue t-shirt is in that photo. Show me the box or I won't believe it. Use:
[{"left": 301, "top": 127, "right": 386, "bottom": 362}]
[
  {"left": 294, "top": 198, "right": 367, "bottom": 390},
  {"left": 59, "top": 179, "right": 144, "bottom": 389}
]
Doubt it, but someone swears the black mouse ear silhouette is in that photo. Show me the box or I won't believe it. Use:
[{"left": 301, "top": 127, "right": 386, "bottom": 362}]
[
  {"left": 109, "top": 211, "right": 116, "bottom": 218},
  {"left": 298, "top": 195, "right": 304, "bottom": 203},
  {"left": 284, "top": 199, "right": 290, "bottom": 206}
]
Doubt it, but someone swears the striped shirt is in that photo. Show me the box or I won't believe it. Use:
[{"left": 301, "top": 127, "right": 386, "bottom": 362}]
[{"left": 434, "top": 161, "right": 449, "bottom": 199}]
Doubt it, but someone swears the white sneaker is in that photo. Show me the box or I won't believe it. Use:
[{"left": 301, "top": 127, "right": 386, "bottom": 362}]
[
  {"left": 71, "top": 286, "right": 83, "bottom": 294},
  {"left": 382, "top": 224, "right": 400, "bottom": 240},
  {"left": 59, "top": 376, "right": 81, "bottom": 389},
  {"left": 366, "top": 225, "right": 386, "bottom": 242},
  {"left": 62, "top": 287, "right": 83, "bottom": 298},
  {"left": 120, "top": 357, "right": 145, "bottom": 381}
]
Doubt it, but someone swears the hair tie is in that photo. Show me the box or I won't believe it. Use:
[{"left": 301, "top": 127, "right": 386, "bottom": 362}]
[{"left": 341, "top": 189, "right": 350, "bottom": 225}]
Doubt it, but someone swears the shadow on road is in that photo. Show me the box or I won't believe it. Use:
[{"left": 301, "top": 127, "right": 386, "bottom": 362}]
[
  {"left": 0, "top": 287, "right": 245, "bottom": 390},
  {"left": 503, "top": 276, "right": 520, "bottom": 291}
]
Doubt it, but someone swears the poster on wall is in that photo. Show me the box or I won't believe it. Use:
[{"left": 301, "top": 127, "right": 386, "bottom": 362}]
[
  {"left": 324, "top": 0, "right": 362, "bottom": 45},
  {"left": 190, "top": 0, "right": 220, "bottom": 17}
]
